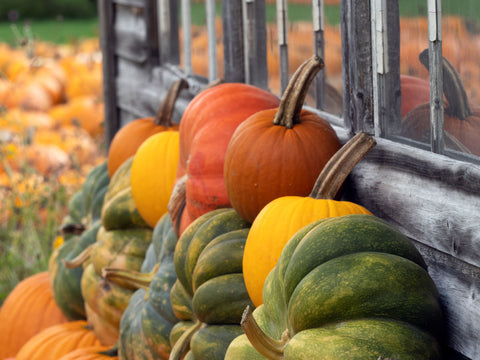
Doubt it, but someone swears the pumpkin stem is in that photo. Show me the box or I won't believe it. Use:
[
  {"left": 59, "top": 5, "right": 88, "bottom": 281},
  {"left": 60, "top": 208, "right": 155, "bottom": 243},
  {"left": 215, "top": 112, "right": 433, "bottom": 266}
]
[
  {"left": 273, "top": 55, "right": 325, "bottom": 129},
  {"left": 419, "top": 49, "right": 472, "bottom": 120},
  {"left": 241, "top": 306, "right": 287, "bottom": 360},
  {"left": 153, "top": 78, "right": 189, "bottom": 126},
  {"left": 169, "top": 320, "right": 205, "bottom": 360},
  {"left": 63, "top": 244, "right": 93, "bottom": 269},
  {"left": 101, "top": 263, "right": 160, "bottom": 291},
  {"left": 60, "top": 222, "right": 86, "bottom": 235},
  {"left": 310, "top": 131, "right": 376, "bottom": 200},
  {"left": 167, "top": 174, "right": 187, "bottom": 239}
]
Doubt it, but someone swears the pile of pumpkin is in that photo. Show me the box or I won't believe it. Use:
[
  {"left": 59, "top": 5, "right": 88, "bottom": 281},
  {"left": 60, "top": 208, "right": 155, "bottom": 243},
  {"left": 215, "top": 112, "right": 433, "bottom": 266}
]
[
  {"left": 0, "top": 54, "right": 445, "bottom": 360},
  {"left": 0, "top": 38, "right": 106, "bottom": 223}
]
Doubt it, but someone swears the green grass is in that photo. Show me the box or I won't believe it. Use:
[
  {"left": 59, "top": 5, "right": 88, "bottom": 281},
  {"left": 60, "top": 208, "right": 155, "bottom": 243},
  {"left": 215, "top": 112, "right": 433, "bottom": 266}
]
[{"left": 0, "top": 18, "right": 99, "bottom": 46}]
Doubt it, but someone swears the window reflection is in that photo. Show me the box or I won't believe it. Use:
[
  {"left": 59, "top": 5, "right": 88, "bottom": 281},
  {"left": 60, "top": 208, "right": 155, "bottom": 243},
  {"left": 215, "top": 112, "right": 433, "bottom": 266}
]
[{"left": 399, "top": 1, "right": 480, "bottom": 157}]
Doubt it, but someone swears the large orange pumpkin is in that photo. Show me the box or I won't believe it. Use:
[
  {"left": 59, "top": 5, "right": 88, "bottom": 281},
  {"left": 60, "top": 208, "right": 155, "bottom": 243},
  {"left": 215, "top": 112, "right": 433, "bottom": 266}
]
[
  {"left": 107, "top": 79, "right": 188, "bottom": 178},
  {"left": 0, "top": 272, "right": 68, "bottom": 359},
  {"left": 224, "top": 56, "right": 342, "bottom": 223},
  {"left": 14, "top": 321, "right": 101, "bottom": 360},
  {"left": 169, "top": 82, "right": 280, "bottom": 236},
  {"left": 57, "top": 346, "right": 118, "bottom": 360},
  {"left": 242, "top": 131, "right": 376, "bottom": 306}
]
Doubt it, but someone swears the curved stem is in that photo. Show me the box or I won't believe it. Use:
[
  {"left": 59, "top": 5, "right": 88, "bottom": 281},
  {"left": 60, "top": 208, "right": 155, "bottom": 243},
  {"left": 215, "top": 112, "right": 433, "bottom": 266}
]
[
  {"left": 169, "top": 320, "right": 205, "bottom": 360},
  {"left": 153, "top": 78, "right": 189, "bottom": 126},
  {"left": 273, "top": 56, "right": 325, "bottom": 129},
  {"left": 63, "top": 244, "right": 93, "bottom": 269},
  {"left": 419, "top": 48, "right": 472, "bottom": 119},
  {"left": 101, "top": 263, "right": 160, "bottom": 290},
  {"left": 310, "top": 132, "right": 376, "bottom": 200},
  {"left": 241, "top": 306, "right": 287, "bottom": 360},
  {"left": 167, "top": 174, "right": 187, "bottom": 239}
]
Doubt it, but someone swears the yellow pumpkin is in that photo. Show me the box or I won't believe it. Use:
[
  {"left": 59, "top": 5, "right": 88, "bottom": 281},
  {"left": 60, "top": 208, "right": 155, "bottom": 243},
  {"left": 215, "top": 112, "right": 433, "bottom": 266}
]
[
  {"left": 243, "top": 132, "right": 376, "bottom": 307},
  {"left": 130, "top": 131, "right": 180, "bottom": 228}
]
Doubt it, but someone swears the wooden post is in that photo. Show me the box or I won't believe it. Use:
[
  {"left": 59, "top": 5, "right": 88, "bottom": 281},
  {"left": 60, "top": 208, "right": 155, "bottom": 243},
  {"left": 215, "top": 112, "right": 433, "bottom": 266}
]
[
  {"left": 98, "top": 0, "right": 119, "bottom": 147},
  {"left": 222, "top": 0, "right": 245, "bottom": 83}
]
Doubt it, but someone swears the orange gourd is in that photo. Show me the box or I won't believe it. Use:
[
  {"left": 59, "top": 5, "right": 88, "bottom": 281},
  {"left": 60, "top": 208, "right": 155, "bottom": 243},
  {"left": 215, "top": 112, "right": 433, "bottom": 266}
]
[
  {"left": 0, "top": 272, "right": 68, "bottom": 359},
  {"left": 107, "top": 79, "right": 188, "bottom": 178},
  {"left": 15, "top": 321, "right": 101, "bottom": 360},
  {"left": 242, "top": 131, "right": 376, "bottom": 307},
  {"left": 224, "top": 56, "right": 342, "bottom": 224}
]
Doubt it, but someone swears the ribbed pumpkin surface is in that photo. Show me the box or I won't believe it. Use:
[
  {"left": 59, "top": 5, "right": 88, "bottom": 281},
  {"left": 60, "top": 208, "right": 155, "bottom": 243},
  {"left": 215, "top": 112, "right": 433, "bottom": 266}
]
[
  {"left": 0, "top": 271, "right": 68, "bottom": 359},
  {"left": 57, "top": 345, "right": 118, "bottom": 360},
  {"left": 15, "top": 320, "right": 101, "bottom": 360}
]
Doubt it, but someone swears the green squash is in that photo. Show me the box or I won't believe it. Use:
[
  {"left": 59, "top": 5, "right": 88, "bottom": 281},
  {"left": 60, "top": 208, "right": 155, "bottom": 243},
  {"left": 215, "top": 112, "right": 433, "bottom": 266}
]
[
  {"left": 49, "top": 220, "right": 102, "bottom": 320},
  {"left": 49, "top": 161, "right": 110, "bottom": 320},
  {"left": 117, "top": 213, "right": 180, "bottom": 360},
  {"left": 101, "top": 157, "right": 150, "bottom": 231},
  {"left": 169, "top": 208, "right": 253, "bottom": 360},
  {"left": 225, "top": 214, "right": 444, "bottom": 360},
  {"left": 80, "top": 157, "right": 153, "bottom": 346}
]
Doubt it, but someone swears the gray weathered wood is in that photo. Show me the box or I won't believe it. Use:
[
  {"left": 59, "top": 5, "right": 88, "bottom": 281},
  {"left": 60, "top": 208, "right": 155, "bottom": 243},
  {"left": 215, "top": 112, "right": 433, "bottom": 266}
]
[
  {"left": 276, "top": 0, "right": 289, "bottom": 93},
  {"left": 312, "top": 0, "right": 326, "bottom": 110},
  {"left": 371, "top": 0, "right": 401, "bottom": 137},
  {"left": 341, "top": 0, "right": 374, "bottom": 134},
  {"left": 158, "top": 0, "right": 180, "bottom": 65},
  {"left": 98, "top": 0, "right": 119, "bottom": 147},
  {"left": 244, "top": 0, "right": 269, "bottom": 89},
  {"left": 222, "top": 0, "right": 245, "bottom": 83}
]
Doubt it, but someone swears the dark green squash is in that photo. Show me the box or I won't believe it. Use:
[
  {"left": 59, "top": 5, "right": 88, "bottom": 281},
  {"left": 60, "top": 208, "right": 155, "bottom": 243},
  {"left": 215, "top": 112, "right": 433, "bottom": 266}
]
[
  {"left": 225, "top": 214, "right": 444, "bottom": 360},
  {"left": 169, "top": 208, "right": 253, "bottom": 360},
  {"left": 107, "top": 213, "right": 179, "bottom": 360}
]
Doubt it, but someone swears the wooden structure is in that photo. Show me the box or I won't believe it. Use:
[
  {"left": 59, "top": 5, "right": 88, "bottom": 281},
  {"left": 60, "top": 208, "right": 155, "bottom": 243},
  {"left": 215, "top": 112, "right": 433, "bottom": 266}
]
[{"left": 97, "top": 0, "right": 480, "bottom": 359}]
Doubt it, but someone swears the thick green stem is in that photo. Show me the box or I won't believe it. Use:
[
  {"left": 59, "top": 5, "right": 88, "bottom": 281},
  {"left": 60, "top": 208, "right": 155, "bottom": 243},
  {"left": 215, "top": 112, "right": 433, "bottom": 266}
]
[
  {"left": 309, "top": 132, "right": 376, "bottom": 200},
  {"left": 153, "top": 78, "right": 189, "bottom": 126},
  {"left": 273, "top": 56, "right": 325, "bottom": 129},
  {"left": 419, "top": 48, "right": 472, "bottom": 120},
  {"left": 241, "top": 306, "right": 288, "bottom": 360},
  {"left": 169, "top": 320, "right": 205, "bottom": 360},
  {"left": 101, "top": 263, "right": 160, "bottom": 291},
  {"left": 63, "top": 244, "right": 93, "bottom": 269}
]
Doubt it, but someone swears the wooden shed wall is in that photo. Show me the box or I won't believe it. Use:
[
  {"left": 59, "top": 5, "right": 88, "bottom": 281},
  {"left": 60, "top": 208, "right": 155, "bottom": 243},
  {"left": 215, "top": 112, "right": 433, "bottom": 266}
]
[{"left": 98, "top": 0, "right": 480, "bottom": 359}]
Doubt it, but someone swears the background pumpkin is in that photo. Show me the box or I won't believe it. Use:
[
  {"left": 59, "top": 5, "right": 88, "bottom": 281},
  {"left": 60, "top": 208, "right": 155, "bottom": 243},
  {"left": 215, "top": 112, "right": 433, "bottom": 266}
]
[
  {"left": 224, "top": 55, "right": 342, "bottom": 224},
  {"left": 242, "top": 131, "right": 376, "bottom": 307},
  {"left": 107, "top": 78, "right": 187, "bottom": 178},
  {"left": 0, "top": 271, "right": 68, "bottom": 359},
  {"left": 168, "top": 82, "right": 280, "bottom": 236},
  {"left": 226, "top": 215, "right": 444, "bottom": 360},
  {"left": 14, "top": 320, "right": 101, "bottom": 360},
  {"left": 57, "top": 346, "right": 118, "bottom": 360}
]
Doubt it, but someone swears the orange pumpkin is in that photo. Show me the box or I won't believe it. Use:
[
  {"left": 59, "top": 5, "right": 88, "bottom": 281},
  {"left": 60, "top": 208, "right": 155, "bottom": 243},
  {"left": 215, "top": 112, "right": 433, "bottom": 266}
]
[
  {"left": 224, "top": 56, "right": 342, "bottom": 223},
  {"left": 0, "top": 272, "right": 68, "bottom": 359},
  {"left": 15, "top": 321, "right": 101, "bottom": 360},
  {"left": 107, "top": 79, "right": 188, "bottom": 178},
  {"left": 57, "top": 346, "right": 118, "bottom": 360}
]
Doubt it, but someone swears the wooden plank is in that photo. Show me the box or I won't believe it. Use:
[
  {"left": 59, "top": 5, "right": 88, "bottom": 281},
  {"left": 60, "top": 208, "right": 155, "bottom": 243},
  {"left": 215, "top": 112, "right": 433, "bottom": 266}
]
[
  {"left": 145, "top": 0, "right": 160, "bottom": 68},
  {"left": 244, "top": 0, "right": 268, "bottom": 89},
  {"left": 158, "top": 0, "right": 180, "bottom": 65},
  {"left": 113, "top": 0, "right": 145, "bottom": 7},
  {"left": 98, "top": 0, "right": 119, "bottom": 147},
  {"left": 114, "top": 5, "right": 148, "bottom": 63},
  {"left": 312, "top": 0, "right": 326, "bottom": 110},
  {"left": 340, "top": 0, "right": 374, "bottom": 134},
  {"left": 222, "top": 0, "right": 245, "bottom": 83}
]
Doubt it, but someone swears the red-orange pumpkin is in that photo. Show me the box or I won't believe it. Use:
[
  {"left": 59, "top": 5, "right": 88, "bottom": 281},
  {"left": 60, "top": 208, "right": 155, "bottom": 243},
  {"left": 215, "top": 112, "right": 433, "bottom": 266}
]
[
  {"left": 0, "top": 272, "right": 68, "bottom": 359},
  {"left": 400, "top": 74, "right": 431, "bottom": 117},
  {"left": 224, "top": 56, "right": 342, "bottom": 223},
  {"left": 107, "top": 79, "right": 188, "bottom": 178},
  {"left": 169, "top": 82, "right": 280, "bottom": 235}
]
